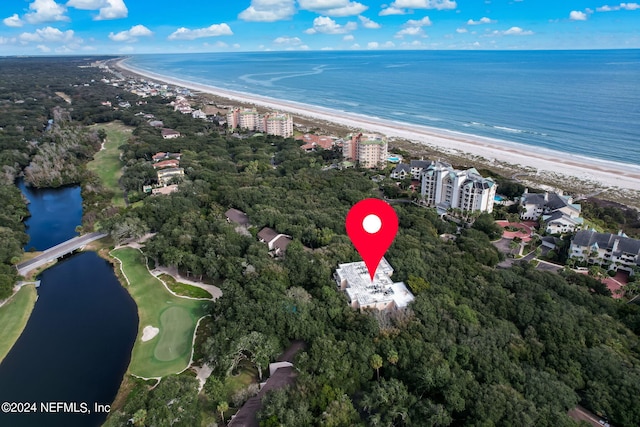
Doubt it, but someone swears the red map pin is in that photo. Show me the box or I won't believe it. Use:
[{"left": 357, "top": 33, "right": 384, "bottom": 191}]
[{"left": 346, "top": 198, "right": 399, "bottom": 281}]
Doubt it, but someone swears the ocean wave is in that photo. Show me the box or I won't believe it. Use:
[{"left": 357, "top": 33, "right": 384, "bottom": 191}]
[
  {"left": 467, "top": 122, "right": 548, "bottom": 137},
  {"left": 238, "top": 65, "right": 328, "bottom": 87}
]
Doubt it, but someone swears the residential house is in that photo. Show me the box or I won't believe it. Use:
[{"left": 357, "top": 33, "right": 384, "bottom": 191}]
[
  {"left": 569, "top": 230, "right": 640, "bottom": 274},
  {"left": 334, "top": 258, "right": 414, "bottom": 311},
  {"left": 297, "top": 134, "right": 336, "bottom": 152},
  {"left": 390, "top": 163, "right": 411, "bottom": 179},
  {"left": 157, "top": 168, "right": 184, "bottom": 186},
  {"left": 152, "top": 159, "right": 180, "bottom": 169},
  {"left": 161, "top": 128, "right": 181, "bottom": 139},
  {"left": 225, "top": 208, "right": 250, "bottom": 227},
  {"left": 257, "top": 227, "right": 292, "bottom": 257},
  {"left": 152, "top": 184, "right": 179, "bottom": 195},
  {"left": 520, "top": 190, "right": 583, "bottom": 233},
  {"left": 421, "top": 161, "right": 497, "bottom": 213},
  {"left": 152, "top": 152, "right": 168, "bottom": 162}
]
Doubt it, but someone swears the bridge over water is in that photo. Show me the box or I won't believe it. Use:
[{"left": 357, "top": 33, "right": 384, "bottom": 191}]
[{"left": 16, "top": 232, "right": 108, "bottom": 277}]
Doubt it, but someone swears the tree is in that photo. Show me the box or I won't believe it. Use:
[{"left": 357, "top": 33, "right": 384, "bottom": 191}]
[
  {"left": 230, "top": 331, "right": 279, "bottom": 380},
  {"left": 131, "top": 409, "right": 146, "bottom": 427},
  {"left": 217, "top": 401, "right": 229, "bottom": 425},
  {"left": 370, "top": 354, "right": 383, "bottom": 381}
]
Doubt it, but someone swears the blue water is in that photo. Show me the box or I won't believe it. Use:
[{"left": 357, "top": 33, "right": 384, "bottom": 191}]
[
  {"left": 18, "top": 179, "right": 82, "bottom": 251},
  {"left": 0, "top": 183, "right": 138, "bottom": 427},
  {"left": 126, "top": 50, "right": 640, "bottom": 167}
]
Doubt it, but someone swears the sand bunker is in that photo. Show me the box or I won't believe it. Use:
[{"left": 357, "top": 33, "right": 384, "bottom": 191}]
[{"left": 141, "top": 325, "right": 159, "bottom": 342}]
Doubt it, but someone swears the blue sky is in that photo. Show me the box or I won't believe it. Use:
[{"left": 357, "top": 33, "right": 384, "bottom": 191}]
[{"left": 1, "top": 1, "right": 639, "bottom": 55}]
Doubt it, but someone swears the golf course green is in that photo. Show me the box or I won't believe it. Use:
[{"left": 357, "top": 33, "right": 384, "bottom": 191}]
[{"left": 112, "top": 247, "right": 210, "bottom": 378}]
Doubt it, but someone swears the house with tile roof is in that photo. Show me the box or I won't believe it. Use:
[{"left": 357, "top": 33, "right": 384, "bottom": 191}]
[{"left": 257, "top": 227, "right": 292, "bottom": 257}]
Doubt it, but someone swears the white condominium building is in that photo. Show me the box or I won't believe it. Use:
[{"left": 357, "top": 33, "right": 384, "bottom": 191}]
[
  {"left": 343, "top": 133, "right": 388, "bottom": 169},
  {"left": 334, "top": 258, "right": 414, "bottom": 311},
  {"left": 227, "top": 107, "right": 293, "bottom": 138},
  {"left": 263, "top": 112, "right": 294, "bottom": 138},
  {"left": 421, "top": 161, "right": 497, "bottom": 213}
]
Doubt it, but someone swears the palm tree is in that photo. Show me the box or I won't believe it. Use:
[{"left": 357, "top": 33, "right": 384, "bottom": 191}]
[
  {"left": 370, "top": 354, "right": 383, "bottom": 380},
  {"left": 217, "top": 401, "right": 229, "bottom": 425}
]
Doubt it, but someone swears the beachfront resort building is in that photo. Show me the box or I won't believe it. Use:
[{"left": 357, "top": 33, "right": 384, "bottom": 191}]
[
  {"left": 334, "top": 258, "right": 414, "bottom": 311},
  {"left": 520, "top": 190, "right": 583, "bottom": 234},
  {"left": 263, "top": 112, "right": 294, "bottom": 138},
  {"left": 342, "top": 133, "right": 388, "bottom": 169},
  {"left": 420, "top": 161, "right": 497, "bottom": 213},
  {"left": 226, "top": 107, "right": 293, "bottom": 137},
  {"left": 569, "top": 230, "right": 640, "bottom": 274}
]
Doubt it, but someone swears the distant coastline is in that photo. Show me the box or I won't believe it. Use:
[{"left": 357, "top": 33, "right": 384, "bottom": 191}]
[{"left": 114, "top": 57, "right": 640, "bottom": 194}]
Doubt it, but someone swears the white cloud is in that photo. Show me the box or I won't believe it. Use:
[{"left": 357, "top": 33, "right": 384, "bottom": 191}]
[
  {"left": 596, "top": 3, "right": 640, "bottom": 11},
  {"left": 379, "top": 6, "right": 405, "bottom": 15},
  {"left": 343, "top": 34, "right": 354, "bottom": 41},
  {"left": 239, "top": 0, "right": 296, "bottom": 22},
  {"left": 37, "top": 44, "right": 51, "bottom": 52},
  {"left": 25, "top": 0, "right": 69, "bottom": 24},
  {"left": 358, "top": 15, "right": 380, "bottom": 28},
  {"left": 456, "top": 27, "right": 467, "bottom": 33},
  {"left": 305, "top": 16, "right": 357, "bottom": 34},
  {"left": 569, "top": 10, "right": 588, "bottom": 20},
  {"left": 274, "top": 36, "right": 303, "bottom": 45},
  {"left": 3, "top": 14, "right": 24, "bottom": 28},
  {"left": 395, "top": 26, "right": 425, "bottom": 37},
  {"left": 467, "top": 17, "right": 495, "bottom": 25},
  {"left": 366, "top": 40, "right": 395, "bottom": 49},
  {"left": 168, "top": 23, "right": 233, "bottom": 40},
  {"left": 65, "top": 0, "right": 127, "bottom": 20},
  {"left": 19, "top": 26, "right": 76, "bottom": 43},
  {"left": 95, "top": 0, "right": 127, "bottom": 20},
  {"left": 0, "top": 37, "right": 17, "bottom": 44},
  {"left": 389, "top": 0, "right": 456, "bottom": 10},
  {"left": 501, "top": 26, "right": 533, "bottom": 35},
  {"left": 108, "top": 24, "right": 153, "bottom": 42},
  {"left": 406, "top": 16, "right": 432, "bottom": 26},
  {"left": 298, "top": 0, "right": 368, "bottom": 16}
]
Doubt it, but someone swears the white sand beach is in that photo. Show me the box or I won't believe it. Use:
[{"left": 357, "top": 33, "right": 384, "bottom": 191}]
[{"left": 115, "top": 59, "right": 640, "bottom": 193}]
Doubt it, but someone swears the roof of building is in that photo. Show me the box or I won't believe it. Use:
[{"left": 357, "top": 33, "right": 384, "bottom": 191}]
[
  {"left": 272, "top": 235, "right": 292, "bottom": 253},
  {"left": 157, "top": 167, "right": 183, "bottom": 175},
  {"left": 153, "top": 159, "right": 180, "bottom": 169},
  {"left": 410, "top": 159, "right": 431, "bottom": 169},
  {"left": 543, "top": 211, "right": 584, "bottom": 225},
  {"left": 225, "top": 208, "right": 250, "bottom": 226},
  {"left": 392, "top": 163, "right": 411, "bottom": 174},
  {"left": 573, "top": 230, "right": 640, "bottom": 257},
  {"left": 335, "top": 258, "right": 414, "bottom": 309},
  {"left": 152, "top": 185, "right": 179, "bottom": 195},
  {"left": 258, "top": 227, "right": 279, "bottom": 243},
  {"left": 161, "top": 128, "right": 180, "bottom": 136},
  {"left": 152, "top": 152, "right": 167, "bottom": 161}
]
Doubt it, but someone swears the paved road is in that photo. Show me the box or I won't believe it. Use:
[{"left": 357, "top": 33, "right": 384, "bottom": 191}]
[{"left": 16, "top": 232, "right": 107, "bottom": 276}]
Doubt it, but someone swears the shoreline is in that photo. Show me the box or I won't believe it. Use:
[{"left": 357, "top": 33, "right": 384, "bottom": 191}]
[{"left": 114, "top": 57, "right": 640, "bottom": 194}]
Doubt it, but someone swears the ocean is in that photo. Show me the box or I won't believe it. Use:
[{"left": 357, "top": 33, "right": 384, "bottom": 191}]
[{"left": 126, "top": 50, "right": 640, "bottom": 167}]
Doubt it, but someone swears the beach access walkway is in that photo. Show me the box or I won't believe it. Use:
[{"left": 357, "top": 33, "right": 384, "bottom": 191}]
[{"left": 16, "top": 232, "right": 107, "bottom": 277}]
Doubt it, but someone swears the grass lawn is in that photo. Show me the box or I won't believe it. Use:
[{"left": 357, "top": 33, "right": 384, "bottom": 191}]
[
  {"left": 0, "top": 285, "right": 38, "bottom": 364},
  {"left": 112, "top": 247, "right": 211, "bottom": 378},
  {"left": 158, "top": 274, "right": 212, "bottom": 299},
  {"left": 88, "top": 121, "right": 131, "bottom": 207}
]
